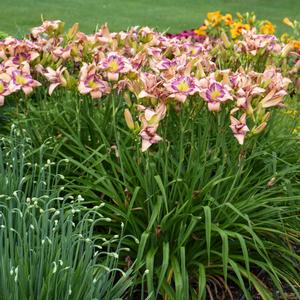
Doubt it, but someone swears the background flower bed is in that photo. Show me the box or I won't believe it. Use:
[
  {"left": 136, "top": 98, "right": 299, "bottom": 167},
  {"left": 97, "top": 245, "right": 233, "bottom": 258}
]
[{"left": 0, "top": 0, "right": 299, "bottom": 36}]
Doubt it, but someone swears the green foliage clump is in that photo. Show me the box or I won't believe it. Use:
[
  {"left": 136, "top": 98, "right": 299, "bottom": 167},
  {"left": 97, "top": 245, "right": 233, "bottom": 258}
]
[
  {"left": 15, "top": 91, "right": 300, "bottom": 299},
  {"left": 0, "top": 129, "right": 134, "bottom": 300}
]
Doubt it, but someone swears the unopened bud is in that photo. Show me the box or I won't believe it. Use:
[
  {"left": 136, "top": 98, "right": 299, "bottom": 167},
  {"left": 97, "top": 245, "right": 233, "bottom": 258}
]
[
  {"left": 282, "top": 17, "right": 294, "bottom": 28},
  {"left": 196, "top": 63, "right": 206, "bottom": 78},
  {"left": 281, "top": 43, "right": 293, "bottom": 57},
  {"left": 67, "top": 23, "right": 79, "bottom": 40},
  {"left": 123, "top": 92, "right": 132, "bottom": 106},
  {"left": 221, "top": 31, "right": 231, "bottom": 48},
  {"left": 124, "top": 109, "right": 135, "bottom": 130},
  {"left": 252, "top": 122, "right": 267, "bottom": 135},
  {"left": 262, "top": 112, "right": 270, "bottom": 123},
  {"left": 267, "top": 177, "right": 276, "bottom": 188}
]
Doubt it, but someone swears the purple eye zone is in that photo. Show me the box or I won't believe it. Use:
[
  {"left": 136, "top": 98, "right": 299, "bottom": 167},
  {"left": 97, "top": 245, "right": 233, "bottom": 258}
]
[
  {"left": 171, "top": 77, "right": 195, "bottom": 94},
  {"left": 206, "top": 82, "right": 225, "bottom": 101}
]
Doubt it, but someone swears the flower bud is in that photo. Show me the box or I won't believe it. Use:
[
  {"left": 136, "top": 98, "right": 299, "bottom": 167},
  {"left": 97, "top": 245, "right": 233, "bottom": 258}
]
[
  {"left": 124, "top": 109, "right": 135, "bottom": 130},
  {"left": 123, "top": 92, "right": 132, "bottom": 106},
  {"left": 67, "top": 23, "right": 79, "bottom": 40},
  {"left": 283, "top": 17, "right": 294, "bottom": 28},
  {"left": 281, "top": 43, "right": 293, "bottom": 57},
  {"left": 221, "top": 31, "right": 231, "bottom": 48},
  {"left": 262, "top": 112, "right": 270, "bottom": 123},
  {"left": 252, "top": 122, "right": 267, "bottom": 135}
]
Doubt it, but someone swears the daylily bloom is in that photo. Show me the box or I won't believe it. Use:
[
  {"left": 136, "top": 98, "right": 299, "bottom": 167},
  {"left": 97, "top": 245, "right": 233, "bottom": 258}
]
[
  {"left": 98, "top": 52, "right": 132, "bottom": 81},
  {"left": 42, "top": 66, "right": 67, "bottom": 95},
  {"left": 186, "top": 44, "right": 206, "bottom": 56},
  {"left": 292, "top": 40, "right": 300, "bottom": 51},
  {"left": 230, "top": 113, "right": 249, "bottom": 145},
  {"left": 140, "top": 125, "right": 162, "bottom": 152},
  {"left": 164, "top": 76, "right": 198, "bottom": 102},
  {"left": 146, "top": 47, "right": 162, "bottom": 58},
  {"left": 230, "top": 71, "right": 265, "bottom": 109},
  {"left": 78, "top": 63, "right": 110, "bottom": 99},
  {"left": 137, "top": 72, "right": 162, "bottom": 99},
  {"left": 52, "top": 46, "right": 72, "bottom": 60},
  {"left": 194, "top": 26, "right": 207, "bottom": 36},
  {"left": 230, "top": 22, "right": 251, "bottom": 39},
  {"left": 205, "top": 11, "right": 222, "bottom": 27},
  {"left": 150, "top": 58, "right": 176, "bottom": 72},
  {"left": 235, "top": 29, "right": 281, "bottom": 55},
  {"left": 138, "top": 103, "right": 166, "bottom": 151},
  {"left": 8, "top": 63, "right": 41, "bottom": 95},
  {"left": 126, "top": 72, "right": 161, "bottom": 100},
  {"left": 31, "top": 20, "right": 64, "bottom": 37},
  {"left": 222, "top": 13, "right": 234, "bottom": 26},
  {"left": 259, "top": 67, "right": 291, "bottom": 108},
  {"left": 199, "top": 78, "right": 232, "bottom": 111},
  {"left": 0, "top": 38, "right": 40, "bottom": 64},
  {"left": 259, "top": 21, "right": 276, "bottom": 35}
]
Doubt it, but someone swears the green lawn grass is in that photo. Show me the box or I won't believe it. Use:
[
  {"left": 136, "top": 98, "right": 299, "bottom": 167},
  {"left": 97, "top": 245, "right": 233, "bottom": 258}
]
[{"left": 0, "top": 0, "right": 299, "bottom": 36}]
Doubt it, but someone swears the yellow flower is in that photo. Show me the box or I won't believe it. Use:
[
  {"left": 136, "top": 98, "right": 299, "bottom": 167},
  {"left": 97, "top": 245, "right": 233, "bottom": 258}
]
[
  {"left": 283, "top": 17, "right": 294, "bottom": 28},
  {"left": 230, "top": 22, "right": 250, "bottom": 39},
  {"left": 292, "top": 40, "right": 300, "bottom": 50},
  {"left": 222, "top": 13, "right": 233, "bottom": 26},
  {"left": 194, "top": 25, "right": 207, "bottom": 36},
  {"left": 206, "top": 11, "right": 222, "bottom": 27},
  {"left": 259, "top": 21, "right": 276, "bottom": 35}
]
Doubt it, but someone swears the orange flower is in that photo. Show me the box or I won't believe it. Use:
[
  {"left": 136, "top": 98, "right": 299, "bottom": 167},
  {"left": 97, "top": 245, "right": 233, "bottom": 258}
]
[
  {"left": 194, "top": 25, "right": 207, "bottom": 36},
  {"left": 293, "top": 40, "right": 300, "bottom": 50},
  {"left": 230, "top": 22, "right": 251, "bottom": 39},
  {"left": 206, "top": 11, "right": 222, "bottom": 27},
  {"left": 259, "top": 21, "right": 276, "bottom": 35},
  {"left": 222, "top": 13, "right": 233, "bottom": 26}
]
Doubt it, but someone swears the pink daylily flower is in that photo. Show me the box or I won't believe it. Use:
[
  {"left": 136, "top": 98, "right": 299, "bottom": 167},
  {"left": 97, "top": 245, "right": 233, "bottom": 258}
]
[
  {"left": 78, "top": 63, "right": 110, "bottom": 99},
  {"left": 31, "top": 20, "right": 63, "bottom": 37},
  {"left": 140, "top": 125, "right": 162, "bottom": 152},
  {"left": 146, "top": 47, "right": 162, "bottom": 58},
  {"left": 98, "top": 52, "right": 132, "bottom": 81},
  {"left": 164, "top": 76, "right": 198, "bottom": 102},
  {"left": 199, "top": 78, "right": 232, "bottom": 111},
  {"left": 42, "top": 66, "right": 67, "bottom": 95},
  {"left": 11, "top": 51, "right": 39, "bottom": 65},
  {"left": 137, "top": 72, "right": 161, "bottom": 99},
  {"left": 0, "top": 38, "right": 40, "bottom": 64},
  {"left": 230, "top": 113, "right": 249, "bottom": 145},
  {"left": 125, "top": 72, "right": 162, "bottom": 100},
  {"left": 7, "top": 63, "right": 41, "bottom": 95},
  {"left": 235, "top": 29, "right": 282, "bottom": 56},
  {"left": 230, "top": 71, "right": 265, "bottom": 109},
  {"left": 52, "top": 46, "right": 72, "bottom": 60},
  {"left": 259, "top": 67, "right": 291, "bottom": 108},
  {"left": 138, "top": 103, "right": 166, "bottom": 151},
  {"left": 150, "top": 58, "right": 176, "bottom": 73}
]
